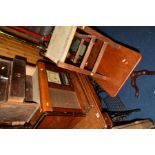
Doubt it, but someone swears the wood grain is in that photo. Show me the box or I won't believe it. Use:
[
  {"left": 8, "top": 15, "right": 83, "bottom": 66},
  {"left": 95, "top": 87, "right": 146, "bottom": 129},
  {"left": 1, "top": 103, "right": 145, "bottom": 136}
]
[
  {"left": 38, "top": 115, "right": 78, "bottom": 129},
  {"left": 37, "top": 62, "right": 53, "bottom": 112},
  {"left": 78, "top": 26, "right": 119, "bottom": 48},
  {"left": 0, "top": 32, "right": 42, "bottom": 64},
  {"left": 80, "top": 37, "right": 96, "bottom": 69},
  {"left": 73, "top": 39, "right": 84, "bottom": 63},
  {"left": 34, "top": 63, "right": 110, "bottom": 129},
  {"left": 93, "top": 44, "right": 142, "bottom": 97},
  {"left": 86, "top": 39, "right": 103, "bottom": 69},
  {"left": 8, "top": 56, "right": 26, "bottom": 103},
  {"left": 0, "top": 102, "right": 39, "bottom": 124},
  {"left": 92, "top": 42, "right": 108, "bottom": 73},
  {"left": 58, "top": 61, "right": 106, "bottom": 80},
  {"left": 72, "top": 74, "right": 108, "bottom": 129}
]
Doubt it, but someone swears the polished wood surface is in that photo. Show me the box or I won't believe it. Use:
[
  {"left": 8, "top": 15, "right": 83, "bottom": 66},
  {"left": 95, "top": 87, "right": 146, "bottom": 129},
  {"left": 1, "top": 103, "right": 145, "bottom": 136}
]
[
  {"left": 0, "top": 32, "right": 42, "bottom": 64},
  {"left": 78, "top": 26, "right": 142, "bottom": 96},
  {"left": 0, "top": 26, "right": 132, "bottom": 128},
  {"left": 58, "top": 61, "right": 106, "bottom": 80},
  {"left": 80, "top": 37, "right": 96, "bottom": 69},
  {"left": 44, "top": 62, "right": 88, "bottom": 113},
  {"left": 72, "top": 74, "right": 108, "bottom": 129},
  {"left": 45, "top": 26, "right": 142, "bottom": 97},
  {"left": 37, "top": 115, "right": 79, "bottom": 129},
  {"left": 92, "top": 42, "right": 108, "bottom": 73},
  {"left": 86, "top": 39, "right": 103, "bottom": 69},
  {"left": 37, "top": 62, "right": 53, "bottom": 112},
  {"left": 34, "top": 64, "right": 110, "bottom": 129},
  {"left": 93, "top": 44, "right": 142, "bottom": 96}
]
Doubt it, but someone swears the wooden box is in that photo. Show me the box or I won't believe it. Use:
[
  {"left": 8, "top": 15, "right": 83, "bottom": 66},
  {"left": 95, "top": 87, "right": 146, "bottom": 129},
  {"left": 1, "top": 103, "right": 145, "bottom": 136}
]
[
  {"left": 0, "top": 57, "right": 40, "bottom": 127},
  {"left": 45, "top": 26, "right": 142, "bottom": 97},
  {"left": 8, "top": 56, "right": 26, "bottom": 103}
]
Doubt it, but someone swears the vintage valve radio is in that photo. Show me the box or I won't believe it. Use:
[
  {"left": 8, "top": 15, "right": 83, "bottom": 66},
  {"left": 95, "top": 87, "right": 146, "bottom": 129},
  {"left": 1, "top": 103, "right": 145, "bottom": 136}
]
[{"left": 30, "top": 61, "right": 112, "bottom": 129}]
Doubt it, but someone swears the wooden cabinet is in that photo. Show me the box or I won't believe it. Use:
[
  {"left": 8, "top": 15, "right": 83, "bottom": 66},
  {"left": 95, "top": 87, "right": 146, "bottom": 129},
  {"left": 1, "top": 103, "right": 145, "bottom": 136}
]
[{"left": 30, "top": 61, "right": 111, "bottom": 129}]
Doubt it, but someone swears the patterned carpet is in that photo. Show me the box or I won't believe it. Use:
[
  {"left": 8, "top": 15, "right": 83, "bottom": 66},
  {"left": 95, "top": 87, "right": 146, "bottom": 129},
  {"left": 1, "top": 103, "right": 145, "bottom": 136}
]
[{"left": 95, "top": 26, "right": 155, "bottom": 122}]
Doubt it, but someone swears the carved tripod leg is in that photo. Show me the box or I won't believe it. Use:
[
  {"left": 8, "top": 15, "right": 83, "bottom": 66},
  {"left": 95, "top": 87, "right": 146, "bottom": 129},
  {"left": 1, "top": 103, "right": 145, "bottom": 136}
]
[
  {"left": 130, "top": 70, "right": 155, "bottom": 97},
  {"left": 131, "top": 74, "right": 139, "bottom": 97}
]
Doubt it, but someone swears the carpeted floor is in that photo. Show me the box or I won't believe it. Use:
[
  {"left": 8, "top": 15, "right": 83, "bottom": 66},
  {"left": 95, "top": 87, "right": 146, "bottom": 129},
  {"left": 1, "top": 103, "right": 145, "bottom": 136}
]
[{"left": 94, "top": 26, "right": 155, "bottom": 122}]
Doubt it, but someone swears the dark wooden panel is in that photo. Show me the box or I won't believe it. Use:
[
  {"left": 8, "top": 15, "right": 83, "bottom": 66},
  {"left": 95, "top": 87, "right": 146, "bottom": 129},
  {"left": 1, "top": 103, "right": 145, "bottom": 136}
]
[
  {"left": 86, "top": 39, "right": 103, "bottom": 70},
  {"left": 0, "top": 59, "right": 11, "bottom": 103},
  {"left": 0, "top": 103, "right": 39, "bottom": 124},
  {"left": 8, "top": 56, "right": 26, "bottom": 103},
  {"left": 25, "top": 75, "right": 33, "bottom": 102},
  {"left": 69, "top": 72, "right": 89, "bottom": 113},
  {"left": 93, "top": 45, "right": 142, "bottom": 97},
  {"left": 49, "top": 87, "right": 81, "bottom": 109},
  {"left": 0, "top": 32, "right": 42, "bottom": 64}
]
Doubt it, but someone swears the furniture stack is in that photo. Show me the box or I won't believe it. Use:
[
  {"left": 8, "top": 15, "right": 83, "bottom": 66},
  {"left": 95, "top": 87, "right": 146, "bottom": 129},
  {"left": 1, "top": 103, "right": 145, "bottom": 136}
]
[
  {"left": 0, "top": 56, "right": 39, "bottom": 128},
  {"left": 0, "top": 26, "right": 142, "bottom": 128}
]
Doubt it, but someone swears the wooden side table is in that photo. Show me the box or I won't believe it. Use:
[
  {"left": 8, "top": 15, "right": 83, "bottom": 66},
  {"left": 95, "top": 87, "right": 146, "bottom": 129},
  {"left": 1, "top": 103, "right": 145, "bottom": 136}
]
[{"left": 44, "top": 26, "right": 142, "bottom": 97}]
